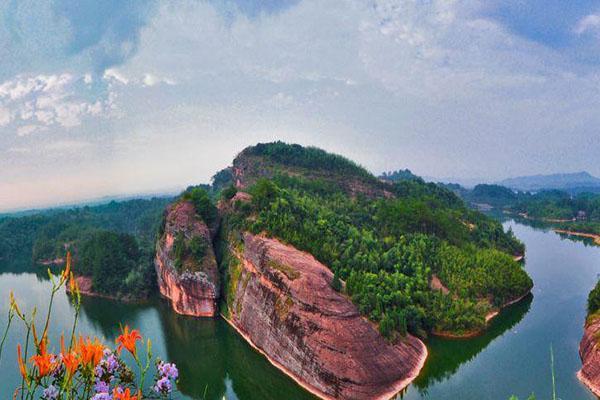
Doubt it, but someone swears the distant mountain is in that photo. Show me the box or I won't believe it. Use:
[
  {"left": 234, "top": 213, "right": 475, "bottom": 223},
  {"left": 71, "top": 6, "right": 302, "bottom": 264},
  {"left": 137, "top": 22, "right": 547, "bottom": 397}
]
[{"left": 498, "top": 172, "right": 600, "bottom": 192}]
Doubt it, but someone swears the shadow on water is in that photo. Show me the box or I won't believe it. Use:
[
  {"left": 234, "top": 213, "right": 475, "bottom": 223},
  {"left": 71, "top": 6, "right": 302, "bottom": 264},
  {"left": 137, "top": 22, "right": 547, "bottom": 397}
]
[
  {"left": 75, "top": 295, "right": 317, "bottom": 399},
  {"left": 77, "top": 296, "right": 157, "bottom": 339},
  {"left": 411, "top": 294, "right": 533, "bottom": 394},
  {"left": 156, "top": 301, "right": 317, "bottom": 400}
]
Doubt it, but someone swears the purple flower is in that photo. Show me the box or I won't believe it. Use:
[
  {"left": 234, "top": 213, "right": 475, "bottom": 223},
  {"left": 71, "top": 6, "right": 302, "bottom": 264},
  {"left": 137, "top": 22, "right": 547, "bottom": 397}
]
[
  {"left": 95, "top": 351, "right": 119, "bottom": 385},
  {"left": 154, "top": 376, "right": 173, "bottom": 394},
  {"left": 42, "top": 385, "right": 59, "bottom": 400},
  {"left": 50, "top": 354, "right": 64, "bottom": 378},
  {"left": 94, "top": 379, "right": 110, "bottom": 393},
  {"left": 157, "top": 361, "right": 178, "bottom": 380}
]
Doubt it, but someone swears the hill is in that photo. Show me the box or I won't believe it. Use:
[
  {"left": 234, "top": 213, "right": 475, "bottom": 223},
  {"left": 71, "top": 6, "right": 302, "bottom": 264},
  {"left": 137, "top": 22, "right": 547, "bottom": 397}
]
[
  {"left": 499, "top": 171, "right": 600, "bottom": 192},
  {"left": 215, "top": 142, "right": 530, "bottom": 338}
]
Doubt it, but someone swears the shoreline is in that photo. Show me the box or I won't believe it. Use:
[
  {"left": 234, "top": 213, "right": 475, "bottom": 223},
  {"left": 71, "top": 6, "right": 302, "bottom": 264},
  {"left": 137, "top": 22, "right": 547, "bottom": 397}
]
[
  {"left": 65, "top": 275, "right": 141, "bottom": 303},
  {"left": 221, "top": 313, "right": 428, "bottom": 400},
  {"left": 554, "top": 229, "right": 600, "bottom": 245},
  {"left": 432, "top": 290, "right": 532, "bottom": 339}
]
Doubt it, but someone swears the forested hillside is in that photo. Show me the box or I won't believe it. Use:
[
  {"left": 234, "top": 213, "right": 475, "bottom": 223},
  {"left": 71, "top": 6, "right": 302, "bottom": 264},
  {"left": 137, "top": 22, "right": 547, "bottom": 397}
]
[
  {"left": 0, "top": 197, "right": 172, "bottom": 298},
  {"left": 219, "top": 142, "right": 531, "bottom": 338},
  {"left": 461, "top": 184, "right": 600, "bottom": 236}
]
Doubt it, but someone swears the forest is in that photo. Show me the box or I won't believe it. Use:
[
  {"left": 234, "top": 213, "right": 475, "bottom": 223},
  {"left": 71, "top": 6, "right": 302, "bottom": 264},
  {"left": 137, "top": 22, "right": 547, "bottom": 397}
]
[{"left": 0, "top": 197, "right": 172, "bottom": 298}]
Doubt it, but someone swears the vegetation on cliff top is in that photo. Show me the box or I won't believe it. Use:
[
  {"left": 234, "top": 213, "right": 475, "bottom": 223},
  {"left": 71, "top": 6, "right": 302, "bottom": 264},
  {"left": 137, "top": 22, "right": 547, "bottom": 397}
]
[
  {"left": 587, "top": 280, "right": 600, "bottom": 317},
  {"left": 220, "top": 142, "right": 531, "bottom": 339}
]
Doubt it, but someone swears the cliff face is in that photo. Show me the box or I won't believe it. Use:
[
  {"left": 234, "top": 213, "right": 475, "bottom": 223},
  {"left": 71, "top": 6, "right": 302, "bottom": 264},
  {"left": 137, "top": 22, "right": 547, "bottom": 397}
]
[
  {"left": 225, "top": 232, "right": 427, "bottom": 400},
  {"left": 579, "top": 316, "right": 600, "bottom": 396},
  {"left": 155, "top": 201, "right": 219, "bottom": 317}
]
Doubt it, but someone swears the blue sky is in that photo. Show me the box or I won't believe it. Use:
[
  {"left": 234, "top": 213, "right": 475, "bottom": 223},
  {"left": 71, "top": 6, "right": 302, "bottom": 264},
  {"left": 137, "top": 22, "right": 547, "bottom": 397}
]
[{"left": 3, "top": 0, "right": 600, "bottom": 210}]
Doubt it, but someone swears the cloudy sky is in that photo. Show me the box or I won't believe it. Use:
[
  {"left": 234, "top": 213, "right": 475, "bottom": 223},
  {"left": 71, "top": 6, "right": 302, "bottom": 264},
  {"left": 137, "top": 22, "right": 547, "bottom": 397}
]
[{"left": 3, "top": 0, "right": 600, "bottom": 211}]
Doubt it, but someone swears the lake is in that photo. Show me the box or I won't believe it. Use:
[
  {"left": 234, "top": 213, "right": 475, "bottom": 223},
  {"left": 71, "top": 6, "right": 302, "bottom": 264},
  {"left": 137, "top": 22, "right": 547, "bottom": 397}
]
[{"left": 1, "top": 220, "right": 599, "bottom": 399}]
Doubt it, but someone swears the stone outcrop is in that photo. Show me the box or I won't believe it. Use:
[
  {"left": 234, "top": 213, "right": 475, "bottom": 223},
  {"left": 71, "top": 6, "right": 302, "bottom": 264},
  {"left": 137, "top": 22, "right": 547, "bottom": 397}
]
[
  {"left": 578, "top": 315, "right": 600, "bottom": 396},
  {"left": 225, "top": 232, "right": 427, "bottom": 400},
  {"left": 155, "top": 201, "right": 219, "bottom": 317}
]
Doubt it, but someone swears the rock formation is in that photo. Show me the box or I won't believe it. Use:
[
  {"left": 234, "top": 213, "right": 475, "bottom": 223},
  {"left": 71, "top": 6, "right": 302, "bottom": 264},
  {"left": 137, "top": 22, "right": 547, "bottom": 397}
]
[
  {"left": 224, "top": 232, "right": 427, "bottom": 400},
  {"left": 155, "top": 201, "right": 219, "bottom": 317},
  {"left": 579, "top": 316, "right": 600, "bottom": 396}
]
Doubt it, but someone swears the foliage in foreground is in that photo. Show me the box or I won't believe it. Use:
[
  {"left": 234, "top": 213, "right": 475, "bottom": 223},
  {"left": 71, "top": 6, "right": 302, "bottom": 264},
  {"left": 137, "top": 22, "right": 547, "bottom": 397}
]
[{"left": 0, "top": 253, "right": 179, "bottom": 399}]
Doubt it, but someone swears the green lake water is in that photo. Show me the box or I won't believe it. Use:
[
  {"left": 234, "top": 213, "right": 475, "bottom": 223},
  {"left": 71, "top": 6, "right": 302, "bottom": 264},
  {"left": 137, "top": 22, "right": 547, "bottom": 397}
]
[{"left": 1, "top": 220, "right": 599, "bottom": 399}]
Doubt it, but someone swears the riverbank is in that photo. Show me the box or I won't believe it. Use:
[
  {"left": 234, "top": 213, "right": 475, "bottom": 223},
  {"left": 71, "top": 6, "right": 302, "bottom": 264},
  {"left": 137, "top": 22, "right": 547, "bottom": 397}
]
[
  {"left": 554, "top": 229, "right": 600, "bottom": 246},
  {"left": 432, "top": 290, "right": 532, "bottom": 339},
  {"left": 65, "top": 275, "right": 143, "bottom": 303}
]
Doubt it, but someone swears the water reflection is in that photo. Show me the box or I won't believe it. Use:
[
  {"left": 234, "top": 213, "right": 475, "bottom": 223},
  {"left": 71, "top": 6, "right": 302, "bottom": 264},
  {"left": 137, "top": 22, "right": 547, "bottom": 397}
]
[
  {"left": 412, "top": 294, "right": 532, "bottom": 393},
  {"left": 157, "top": 301, "right": 316, "bottom": 400},
  {"left": 78, "top": 294, "right": 316, "bottom": 399}
]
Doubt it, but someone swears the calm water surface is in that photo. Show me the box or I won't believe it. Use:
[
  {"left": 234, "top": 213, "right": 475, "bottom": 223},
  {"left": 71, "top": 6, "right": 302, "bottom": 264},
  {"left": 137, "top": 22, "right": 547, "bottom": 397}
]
[{"left": 1, "top": 221, "right": 599, "bottom": 399}]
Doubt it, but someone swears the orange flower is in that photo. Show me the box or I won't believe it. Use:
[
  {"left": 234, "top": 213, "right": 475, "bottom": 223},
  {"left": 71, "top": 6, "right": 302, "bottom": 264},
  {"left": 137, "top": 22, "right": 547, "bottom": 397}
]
[
  {"left": 76, "top": 336, "right": 104, "bottom": 367},
  {"left": 31, "top": 351, "right": 55, "bottom": 378},
  {"left": 60, "top": 335, "right": 79, "bottom": 378},
  {"left": 29, "top": 326, "right": 55, "bottom": 378},
  {"left": 16, "top": 344, "right": 29, "bottom": 384},
  {"left": 113, "top": 388, "right": 138, "bottom": 400},
  {"left": 69, "top": 272, "right": 78, "bottom": 294},
  {"left": 61, "top": 251, "right": 71, "bottom": 281},
  {"left": 116, "top": 326, "right": 141, "bottom": 356}
]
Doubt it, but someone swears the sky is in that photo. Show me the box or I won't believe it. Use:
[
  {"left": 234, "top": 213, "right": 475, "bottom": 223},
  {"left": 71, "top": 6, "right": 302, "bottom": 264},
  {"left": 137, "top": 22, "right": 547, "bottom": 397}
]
[{"left": 3, "top": 0, "right": 600, "bottom": 211}]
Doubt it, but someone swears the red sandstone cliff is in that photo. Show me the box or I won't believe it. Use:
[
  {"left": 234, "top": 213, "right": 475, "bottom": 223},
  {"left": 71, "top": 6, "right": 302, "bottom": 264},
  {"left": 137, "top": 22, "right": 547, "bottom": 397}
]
[
  {"left": 224, "top": 232, "right": 427, "bottom": 400},
  {"left": 155, "top": 201, "right": 219, "bottom": 317},
  {"left": 579, "top": 316, "right": 600, "bottom": 396}
]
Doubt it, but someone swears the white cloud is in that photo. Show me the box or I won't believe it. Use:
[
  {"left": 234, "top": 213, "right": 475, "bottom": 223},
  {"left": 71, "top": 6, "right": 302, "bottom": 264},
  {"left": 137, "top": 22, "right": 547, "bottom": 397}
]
[
  {"left": 103, "top": 68, "right": 130, "bottom": 85},
  {"left": 142, "top": 73, "right": 176, "bottom": 87},
  {"left": 0, "top": 73, "right": 112, "bottom": 131},
  {"left": 575, "top": 14, "right": 600, "bottom": 35}
]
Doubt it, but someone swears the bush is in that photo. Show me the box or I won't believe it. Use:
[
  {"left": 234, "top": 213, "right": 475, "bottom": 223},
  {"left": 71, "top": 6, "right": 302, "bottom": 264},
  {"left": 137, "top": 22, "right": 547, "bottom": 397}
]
[
  {"left": 588, "top": 280, "right": 600, "bottom": 314},
  {"left": 183, "top": 187, "right": 217, "bottom": 225}
]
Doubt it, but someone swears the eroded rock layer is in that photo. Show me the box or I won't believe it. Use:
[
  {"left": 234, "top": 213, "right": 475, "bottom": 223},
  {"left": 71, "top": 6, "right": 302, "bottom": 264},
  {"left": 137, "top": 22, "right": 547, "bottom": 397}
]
[
  {"left": 155, "top": 201, "right": 219, "bottom": 317},
  {"left": 579, "top": 316, "right": 600, "bottom": 397},
  {"left": 225, "top": 232, "right": 427, "bottom": 400}
]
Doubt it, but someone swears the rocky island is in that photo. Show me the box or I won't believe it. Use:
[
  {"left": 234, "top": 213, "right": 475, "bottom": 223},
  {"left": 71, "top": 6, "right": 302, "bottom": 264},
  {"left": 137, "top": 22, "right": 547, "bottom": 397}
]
[{"left": 155, "top": 200, "right": 220, "bottom": 317}]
